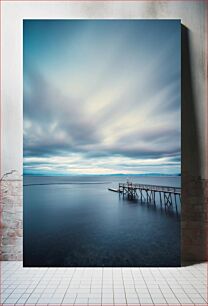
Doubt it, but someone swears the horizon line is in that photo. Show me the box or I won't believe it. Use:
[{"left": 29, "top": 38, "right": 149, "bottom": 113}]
[{"left": 23, "top": 173, "right": 181, "bottom": 177}]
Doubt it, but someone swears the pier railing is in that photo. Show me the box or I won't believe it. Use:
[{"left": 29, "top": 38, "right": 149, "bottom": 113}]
[
  {"left": 119, "top": 183, "right": 181, "bottom": 194},
  {"left": 118, "top": 182, "right": 181, "bottom": 210}
]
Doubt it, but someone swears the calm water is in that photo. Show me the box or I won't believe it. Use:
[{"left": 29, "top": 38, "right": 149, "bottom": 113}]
[{"left": 23, "top": 175, "right": 181, "bottom": 267}]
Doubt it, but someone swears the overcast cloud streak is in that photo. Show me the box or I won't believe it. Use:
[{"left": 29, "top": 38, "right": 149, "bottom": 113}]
[{"left": 23, "top": 20, "right": 181, "bottom": 175}]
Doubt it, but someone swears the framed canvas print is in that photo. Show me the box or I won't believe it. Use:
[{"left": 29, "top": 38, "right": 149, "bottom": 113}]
[{"left": 23, "top": 19, "right": 181, "bottom": 267}]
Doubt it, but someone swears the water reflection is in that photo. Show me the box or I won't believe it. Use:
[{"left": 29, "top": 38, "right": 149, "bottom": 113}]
[
  {"left": 119, "top": 192, "right": 180, "bottom": 220},
  {"left": 24, "top": 175, "right": 181, "bottom": 267}
]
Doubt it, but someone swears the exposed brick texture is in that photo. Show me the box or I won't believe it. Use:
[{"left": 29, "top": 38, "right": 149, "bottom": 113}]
[
  {"left": 0, "top": 179, "right": 23, "bottom": 260},
  {"left": 181, "top": 176, "right": 208, "bottom": 264}
]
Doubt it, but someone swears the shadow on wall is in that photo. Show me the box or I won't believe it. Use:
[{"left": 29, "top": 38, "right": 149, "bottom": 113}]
[{"left": 181, "top": 25, "right": 207, "bottom": 265}]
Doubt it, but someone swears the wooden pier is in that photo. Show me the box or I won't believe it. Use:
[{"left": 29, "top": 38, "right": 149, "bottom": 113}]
[{"left": 118, "top": 182, "right": 181, "bottom": 211}]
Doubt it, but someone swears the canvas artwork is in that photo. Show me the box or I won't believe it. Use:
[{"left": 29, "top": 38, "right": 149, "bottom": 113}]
[{"left": 23, "top": 20, "right": 181, "bottom": 267}]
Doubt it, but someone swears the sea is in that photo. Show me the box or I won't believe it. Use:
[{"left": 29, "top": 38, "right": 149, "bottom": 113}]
[{"left": 23, "top": 175, "right": 181, "bottom": 267}]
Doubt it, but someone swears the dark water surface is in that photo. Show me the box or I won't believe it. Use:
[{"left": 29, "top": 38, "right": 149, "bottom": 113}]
[{"left": 23, "top": 175, "right": 181, "bottom": 267}]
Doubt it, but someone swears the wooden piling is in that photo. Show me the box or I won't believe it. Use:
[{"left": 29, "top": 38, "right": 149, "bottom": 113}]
[{"left": 116, "top": 182, "right": 181, "bottom": 211}]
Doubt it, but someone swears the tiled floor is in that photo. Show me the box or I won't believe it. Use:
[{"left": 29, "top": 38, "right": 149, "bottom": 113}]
[{"left": 0, "top": 262, "right": 207, "bottom": 305}]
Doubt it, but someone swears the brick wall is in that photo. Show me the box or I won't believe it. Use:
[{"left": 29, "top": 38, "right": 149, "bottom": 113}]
[
  {"left": 181, "top": 176, "right": 208, "bottom": 264},
  {"left": 0, "top": 178, "right": 23, "bottom": 261}
]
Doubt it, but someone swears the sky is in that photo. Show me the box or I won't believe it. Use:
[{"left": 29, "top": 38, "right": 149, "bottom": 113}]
[{"left": 23, "top": 20, "right": 181, "bottom": 176}]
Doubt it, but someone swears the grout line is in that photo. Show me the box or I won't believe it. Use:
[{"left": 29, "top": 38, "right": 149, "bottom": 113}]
[{"left": 0, "top": 262, "right": 207, "bottom": 305}]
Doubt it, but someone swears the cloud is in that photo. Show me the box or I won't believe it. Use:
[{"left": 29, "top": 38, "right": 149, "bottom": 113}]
[
  {"left": 24, "top": 69, "right": 101, "bottom": 157},
  {"left": 23, "top": 20, "right": 181, "bottom": 175}
]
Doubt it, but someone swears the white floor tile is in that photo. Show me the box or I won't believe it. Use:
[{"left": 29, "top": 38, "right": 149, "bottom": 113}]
[
  {"left": 63, "top": 296, "right": 76, "bottom": 303},
  {"left": 3, "top": 298, "right": 19, "bottom": 304},
  {"left": 188, "top": 293, "right": 206, "bottom": 303},
  {"left": 114, "top": 293, "right": 126, "bottom": 298},
  {"left": 102, "top": 296, "right": 114, "bottom": 301},
  {"left": 176, "top": 296, "right": 192, "bottom": 303},
  {"left": 151, "top": 298, "right": 167, "bottom": 304},
  {"left": 114, "top": 298, "right": 127, "bottom": 303},
  {"left": 126, "top": 294, "right": 138, "bottom": 299},
  {"left": 126, "top": 297, "right": 139, "bottom": 303},
  {"left": 49, "top": 297, "right": 64, "bottom": 303},
  {"left": 89, "top": 298, "right": 102, "bottom": 304},
  {"left": 138, "top": 302, "right": 152, "bottom": 305},
  {"left": 164, "top": 297, "right": 179, "bottom": 303},
  {"left": 26, "top": 297, "right": 39, "bottom": 303},
  {"left": 0, "top": 261, "right": 207, "bottom": 305}
]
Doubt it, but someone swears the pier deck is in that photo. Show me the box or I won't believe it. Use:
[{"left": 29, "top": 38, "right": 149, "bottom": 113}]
[{"left": 118, "top": 182, "right": 181, "bottom": 210}]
